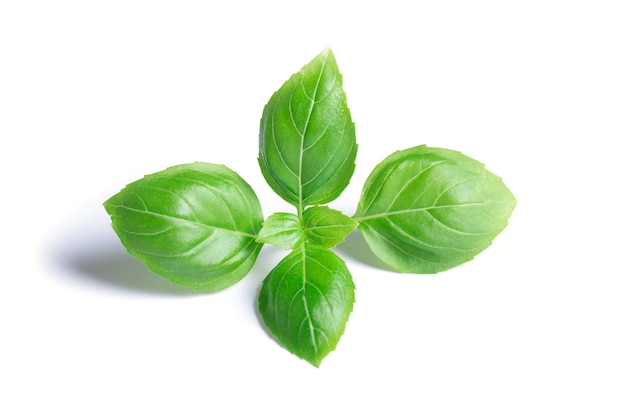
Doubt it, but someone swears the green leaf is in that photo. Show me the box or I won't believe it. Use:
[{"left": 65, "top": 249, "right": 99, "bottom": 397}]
[
  {"left": 258, "top": 48, "right": 357, "bottom": 212},
  {"left": 256, "top": 212, "right": 304, "bottom": 250},
  {"left": 103, "top": 162, "right": 264, "bottom": 291},
  {"left": 258, "top": 243, "right": 355, "bottom": 367},
  {"left": 354, "top": 145, "right": 516, "bottom": 273},
  {"left": 303, "top": 206, "right": 358, "bottom": 248}
]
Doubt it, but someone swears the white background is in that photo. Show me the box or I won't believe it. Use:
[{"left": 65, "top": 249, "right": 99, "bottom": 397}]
[{"left": 1, "top": 1, "right": 625, "bottom": 416}]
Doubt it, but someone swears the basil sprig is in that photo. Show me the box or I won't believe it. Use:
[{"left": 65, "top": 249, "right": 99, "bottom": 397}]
[{"left": 104, "top": 49, "right": 516, "bottom": 366}]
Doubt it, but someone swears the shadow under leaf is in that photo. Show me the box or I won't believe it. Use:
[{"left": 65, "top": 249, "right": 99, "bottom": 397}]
[
  {"left": 52, "top": 239, "right": 200, "bottom": 297},
  {"left": 335, "top": 229, "right": 394, "bottom": 271}
]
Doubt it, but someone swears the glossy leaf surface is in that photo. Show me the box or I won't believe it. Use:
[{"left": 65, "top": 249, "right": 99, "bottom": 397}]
[
  {"left": 258, "top": 243, "right": 355, "bottom": 367},
  {"left": 303, "top": 206, "right": 358, "bottom": 248},
  {"left": 104, "top": 162, "right": 264, "bottom": 291},
  {"left": 259, "top": 48, "right": 357, "bottom": 210},
  {"left": 354, "top": 145, "right": 516, "bottom": 273},
  {"left": 256, "top": 212, "right": 304, "bottom": 250}
]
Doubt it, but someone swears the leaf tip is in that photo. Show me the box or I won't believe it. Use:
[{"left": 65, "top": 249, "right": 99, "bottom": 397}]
[
  {"left": 308, "top": 358, "right": 323, "bottom": 368},
  {"left": 314, "top": 47, "right": 337, "bottom": 68},
  {"left": 319, "top": 46, "right": 333, "bottom": 57}
]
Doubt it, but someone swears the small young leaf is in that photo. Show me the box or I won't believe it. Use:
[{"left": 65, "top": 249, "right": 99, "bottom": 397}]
[
  {"left": 104, "top": 162, "right": 264, "bottom": 291},
  {"left": 303, "top": 206, "right": 358, "bottom": 248},
  {"left": 258, "top": 243, "right": 355, "bottom": 367},
  {"left": 259, "top": 48, "right": 357, "bottom": 211},
  {"left": 256, "top": 212, "right": 304, "bottom": 250},
  {"left": 354, "top": 145, "right": 516, "bottom": 273}
]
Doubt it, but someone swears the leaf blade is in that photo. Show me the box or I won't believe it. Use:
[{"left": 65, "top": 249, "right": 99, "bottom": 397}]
[
  {"left": 104, "top": 162, "right": 264, "bottom": 290},
  {"left": 303, "top": 206, "right": 358, "bottom": 248},
  {"left": 256, "top": 212, "right": 304, "bottom": 250},
  {"left": 354, "top": 145, "right": 516, "bottom": 273},
  {"left": 259, "top": 48, "right": 357, "bottom": 210},
  {"left": 258, "top": 243, "right": 355, "bottom": 366}
]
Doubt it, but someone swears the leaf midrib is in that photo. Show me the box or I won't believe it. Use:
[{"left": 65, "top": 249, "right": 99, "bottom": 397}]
[
  {"left": 297, "top": 55, "right": 328, "bottom": 215},
  {"left": 354, "top": 201, "right": 508, "bottom": 222},
  {"left": 298, "top": 241, "right": 318, "bottom": 360},
  {"left": 108, "top": 204, "right": 257, "bottom": 238}
]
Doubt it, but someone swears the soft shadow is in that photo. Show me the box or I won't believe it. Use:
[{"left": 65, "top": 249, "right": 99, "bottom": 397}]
[
  {"left": 335, "top": 229, "right": 394, "bottom": 271},
  {"left": 50, "top": 237, "right": 201, "bottom": 297}
]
